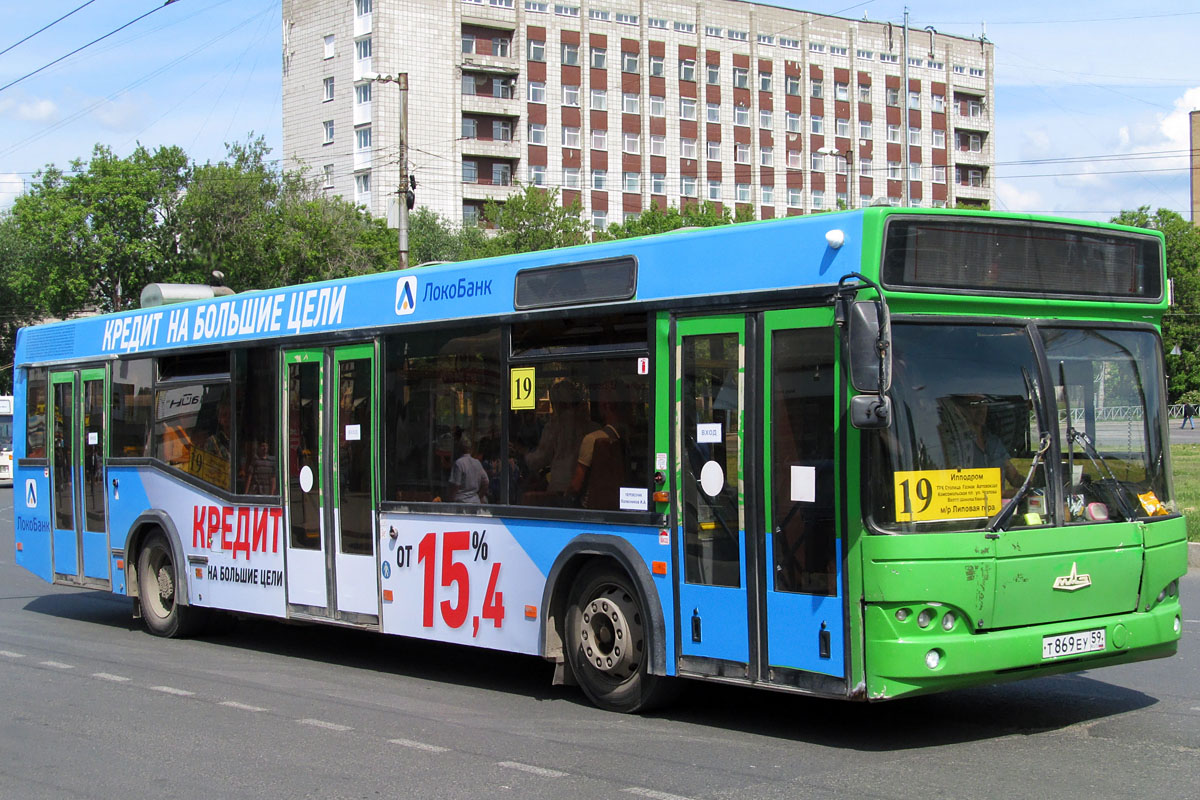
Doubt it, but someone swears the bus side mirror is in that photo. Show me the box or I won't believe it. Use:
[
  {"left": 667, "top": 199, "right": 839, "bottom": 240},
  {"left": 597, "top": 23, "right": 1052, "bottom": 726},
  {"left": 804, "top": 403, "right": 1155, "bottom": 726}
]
[
  {"left": 846, "top": 300, "right": 893, "bottom": 429},
  {"left": 850, "top": 394, "right": 892, "bottom": 429}
]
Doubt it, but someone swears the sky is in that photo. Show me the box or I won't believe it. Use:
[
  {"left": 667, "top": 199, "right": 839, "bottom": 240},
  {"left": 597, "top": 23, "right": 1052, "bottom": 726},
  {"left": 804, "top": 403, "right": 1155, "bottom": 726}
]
[{"left": 0, "top": 0, "right": 1197, "bottom": 221}]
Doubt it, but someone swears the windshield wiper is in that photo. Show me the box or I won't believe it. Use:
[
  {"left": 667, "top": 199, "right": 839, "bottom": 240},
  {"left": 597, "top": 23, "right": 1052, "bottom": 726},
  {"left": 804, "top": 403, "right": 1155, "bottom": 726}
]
[{"left": 987, "top": 368, "right": 1049, "bottom": 533}]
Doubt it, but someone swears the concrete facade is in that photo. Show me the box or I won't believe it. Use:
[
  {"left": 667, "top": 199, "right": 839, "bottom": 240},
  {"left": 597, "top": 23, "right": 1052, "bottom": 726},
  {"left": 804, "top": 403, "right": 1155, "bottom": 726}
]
[{"left": 282, "top": 0, "right": 995, "bottom": 226}]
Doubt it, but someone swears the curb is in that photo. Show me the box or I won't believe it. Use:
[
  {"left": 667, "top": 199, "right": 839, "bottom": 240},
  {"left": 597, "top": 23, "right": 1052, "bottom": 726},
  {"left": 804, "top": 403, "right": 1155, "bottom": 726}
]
[{"left": 1191, "top": 541, "right": 1200, "bottom": 570}]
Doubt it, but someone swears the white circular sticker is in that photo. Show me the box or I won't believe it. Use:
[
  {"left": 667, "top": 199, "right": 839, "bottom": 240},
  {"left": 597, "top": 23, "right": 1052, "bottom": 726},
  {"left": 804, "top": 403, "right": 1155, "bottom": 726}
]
[
  {"left": 699, "top": 460, "right": 725, "bottom": 497},
  {"left": 299, "top": 465, "right": 314, "bottom": 493}
]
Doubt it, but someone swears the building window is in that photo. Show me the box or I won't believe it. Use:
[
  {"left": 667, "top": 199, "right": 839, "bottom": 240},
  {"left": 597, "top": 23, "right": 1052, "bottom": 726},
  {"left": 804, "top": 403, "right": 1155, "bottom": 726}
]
[
  {"left": 708, "top": 140, "right": 722, "bottom": 161},
  {"left": 810, "top": 115, "right": 823, "bottom": 134},
  {"left": 734, "top": 142, "right": 750, "bottom": 163},
  {"left": 561, "top": 42, "right": 579, "bottom": 66},
  {"left": 493, "top": 119, "right": 512, "bottom": 140},
  {"left": 932, "top": 129, "right": 945, "bottom": 148},
  {"left": 887, "top": 161, "right": 901, "bottom": 179},
  {"left": 322, "top": 164, "right": 334, "bottom": 188},
  {"left": 908, "top": 126, "right": 921, "bottom": 145},
  {"left": 674, "top": 21, "right": 694, "bottom": 33},
  {"left": 859, "top": 156, "right": 872, "bottom": 176},
  {"left": 650, "top": 95, "right": 665, "bottom": 116},
  {"left": 786, "top": 75, "right": 801, "bottom": 96},
  {"left": 706, "top": 25, "right": 722, "bottom": 38},
  {"left": 707, "top": 63, "right": 720, "bottom": 84},
  {"left": 563, "top": 84, "right": 580, "bottom": 106},
  {"left": 648, "top": 17, "right": 667, "bottom": 29},
  {"left": 355, "top": 82, "right": 371, "bottom": 104},
  {"left": 622, "top": 92, "right": 639, "bottom": 114},
  {"left": 492, "top": 163, "right": 511, "bottom": 185},
  {"left": 589, "top": 8, "right": 609, "bottom": 21},
  {"left": 354, "top": 171, "right": 370, "bottom": 198},
  {"left": 886, "top": 124, "right": 900, "bottom": 143},
  {"left": 908, "top": 161, "right": 921, "bottom": 181},
  {"left": 727, "top": 29, "right": 748, "bottom": 42},
  {"left": 462, "top": 118, "right": 478, "bottom": 139},
  {"left": 734, "top": 105, "right": 749, "bottom": 126},
  {"left": 591, "top": 169, "right": 607, "bottom": 189},
  {"left": 835, "top": 81, "right": 849, "bottom": 101},
  {"left": 968, "top": 99, "right": 983, "bottom": 117},
  {"left": 760, "top": 145, "right": 774, "bottom": 167},
  {"left": 623, "top": 172, "right": 640, "bottom": 192},
  {"left": 355, "top": 37, "right": 372, "bottom": 60},
  {"left": 562, "top": 126, "right": 581, "bottom": 148},
  {"left": 650, "top": 134, "right": 666, "bottom": 156},
  {"left": 859, "top": 119, "right": 872, "bottom": 139},
  {"left": 591, "top": 88, "right": 607, "bottom": 110},
  {"left": 494, "top": 37, "right": 511, "bottom": 57},
  {"left": 591, "top": 47, "right": 606, "bottom": 69},
  {"left": 462, "top": 159, "right": 478, "bottom": 183},
  {"left": 680, "top": 138, "right": 696, "bottom": 158},
  {"left": 528, "top": 81, "right": 546, "bottom": 102},
  {"left": 761, "top": 184, "right": 774, "bottom": 205},
  {"left": 623, "top": 132, "right": 640, "bottom": 154},
  {"left": 679, "top": 97, "right": 696, "bottom": 120},
  {"left": 592, "top": 209, "right": 608, "bottom": 228},
  {"left": 323, "top": 77, "right": 334, "bottom": 101},
  {"left": 811, "top": 152, "right": 824, "bottom": 171},
  {"left": 759, "top": 71, "right": 772, "bottom": 92},
  {"left": 323, "top": 120, "right": 334, "bottom": 143},
  {"left": 528, "top": 39, "right": 545, "bottom": 61},
  {"left": 811, "top": 79, "right": 823, "bottom": 99},
  {"left": 615, "top": 12, "right": 637, "bottom": 25},
  {"left": 886, "top": 87, "right": 900, "bottom": 106},
  {"left": 732, "top": 67, "right": 748, "bottom": 89},
  {"left": 462, "top": 33, "right": 477, "bottom": 54},
  {"left": 706, "top": 102, "right": 720, "bottom": 123},
  {"left": 528, "top": 122, "right": 546, "bottom": 143},
  {"left": 651, "top": 173, "right": 665, "bottom": 193},
  {"left": 736, "top": 183, "right": 751, "bottom": 203},
  {"left": 493, "top": 77, "right": 514, "bottom": 98},
  {"left": 323, "top": 34, "right": 335, "bottom": 59},
  {"left": 829, "top": 117, "right": 846, "bottom": 137},
  {"left": 786, "top": 112, "right": 801, "bottom": 133},
  {"left": 681, "top": 175, "right": 697, "bottom": 196},
  {"left": 858, "top": 83, "right": 871, "bottom": 102},
  {"left": 592, "top": 128, "right": 607, "bottom": 149},
  {"left": 788, "top": 187, "right": 802, "bottom": 207},
  {"left": 622, "top": 51, "right": 639, "bottom": 73},
  {"left": 463, "top": 75, "right": 479, "bottom": 96},
  {"left": 707, "top": 180, "right": 721, "bottom": 201},
  {"left": 909, "top": 91, "right": 921, "bottom": 110},
  {"left": 759, "top": 108, "right": 773, "bottom": 129},
  {"left": 564, "top": 167, "right": 581, "bottom": 188},
  {"left": 812, "top": 189, "right": 824, "bottom": 209},
  {"left": 809, "top": 42, "right": 825, "bottom": 54},
  {"left": 932, "top": 93, "right": 945, "bottom": 113},
  {"left": 787, "top": 149, "right": 801, "bottom": 168},
  {"left": 932, "top": 165, "right": 946, "bottom": 183},
  {"left": 679, "top": 59, "right": 696, "bottom": 82},
  {"left": 530, "top": 164, "right": 546, "bottom": 185},
  {"left": 649, "top": 55, "right": 664, "bottom": 77},
  {"left": 835, "top": 156, "right": 848, "bottom": 175}
]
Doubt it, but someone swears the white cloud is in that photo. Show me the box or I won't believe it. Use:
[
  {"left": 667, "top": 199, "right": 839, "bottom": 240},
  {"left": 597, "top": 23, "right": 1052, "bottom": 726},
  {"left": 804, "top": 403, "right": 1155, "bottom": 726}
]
[
  {"left": 16, "top": 98, "right": 58, "bottom": 122},
  {"left": 90, "top": 95, "right": 146, "bottom": 131},
  {"left": 0, "top": 173, "right": 25, "bottom": 209},
  {"left": 994, "top": 180, "right": 1043, "bottom": 214}
]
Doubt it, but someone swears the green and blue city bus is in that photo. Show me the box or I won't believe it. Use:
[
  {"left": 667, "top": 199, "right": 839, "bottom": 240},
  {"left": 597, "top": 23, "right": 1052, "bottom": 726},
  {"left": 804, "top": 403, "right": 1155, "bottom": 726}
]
[{"left": 10, "top": 208, "right": 1186, "bottom": 711}]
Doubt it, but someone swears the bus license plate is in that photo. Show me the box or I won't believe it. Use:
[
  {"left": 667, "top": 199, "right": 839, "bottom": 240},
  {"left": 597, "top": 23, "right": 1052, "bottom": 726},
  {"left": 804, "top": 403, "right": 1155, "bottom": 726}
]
[{"left": 1042, "top": 629, "right": 1105, "bottom": 660}]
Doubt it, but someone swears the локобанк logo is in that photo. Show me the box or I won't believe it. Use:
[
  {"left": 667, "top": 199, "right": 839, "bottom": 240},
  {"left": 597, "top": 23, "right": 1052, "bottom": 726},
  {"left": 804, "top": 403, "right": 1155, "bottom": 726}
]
[
  {"left": 25, "top": 478, "right": 37, "bottom": 508},
  {"left": 395, "top": 275, "right": 417, "bottom": 315}
]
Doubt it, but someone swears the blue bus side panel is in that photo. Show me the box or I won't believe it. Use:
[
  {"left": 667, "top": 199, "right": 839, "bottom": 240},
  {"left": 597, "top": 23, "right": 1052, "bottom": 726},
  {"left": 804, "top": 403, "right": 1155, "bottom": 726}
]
[
  {"left": 52, "top": 526, "right": 77, "bottom": 575},
  {"left": 82, "top": 527, "right": 109, "bottom": 580},
  {"left": 108, "top": 466, "right": 287, "bottom": 618},
  {"left": 378, "top": 514, "right": 677, "bottom": 671},
  {"left": 13, "top": 465, "right": 53, "bottom": 582}
]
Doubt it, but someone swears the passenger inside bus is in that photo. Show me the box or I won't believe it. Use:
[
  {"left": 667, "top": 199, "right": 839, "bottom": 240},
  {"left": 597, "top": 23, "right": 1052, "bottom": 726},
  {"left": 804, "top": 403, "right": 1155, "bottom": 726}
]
[
  {"left": 940, "top": 394, "right": 1022, "bottom": 490},
  {"left": 569, "top": 380, "right": 631, "bottom": 510},
  {"left": 522, "top": 378, "right": 595, "bottom": 505}
]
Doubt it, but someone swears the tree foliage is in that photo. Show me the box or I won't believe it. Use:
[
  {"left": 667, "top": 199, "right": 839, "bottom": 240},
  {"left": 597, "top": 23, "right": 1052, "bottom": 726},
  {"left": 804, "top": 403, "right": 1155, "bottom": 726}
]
[
  {"left": 596, "top": 199, "right": 751, "bottom": 241},
  {"left": 1111, "top": 206, "right": 1200, "bottom": 400},
  {"left": 408, "top": 206, "right": 488, "bottom": 266},
  {"left": 481, "top": 184, "right": 590, "bottom": 255}
]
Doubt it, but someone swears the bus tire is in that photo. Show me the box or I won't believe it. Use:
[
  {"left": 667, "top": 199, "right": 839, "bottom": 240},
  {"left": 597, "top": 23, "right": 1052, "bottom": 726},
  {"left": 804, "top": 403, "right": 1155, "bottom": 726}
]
[
  {"left": 137, "top": 532, "right": 203, "bottom": 638},
  {"left": 565, "top": 563, "right": 671, "bottom": 713}
]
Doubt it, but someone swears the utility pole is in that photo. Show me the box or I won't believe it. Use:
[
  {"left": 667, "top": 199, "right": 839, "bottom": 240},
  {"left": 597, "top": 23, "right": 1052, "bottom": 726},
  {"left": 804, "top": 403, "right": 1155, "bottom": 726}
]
[
  {"left": 366, "top": 71, "right": 410, "bottom": 268},
  {"left": 902, "top": 6, "right": 910, "bottom": 207}
]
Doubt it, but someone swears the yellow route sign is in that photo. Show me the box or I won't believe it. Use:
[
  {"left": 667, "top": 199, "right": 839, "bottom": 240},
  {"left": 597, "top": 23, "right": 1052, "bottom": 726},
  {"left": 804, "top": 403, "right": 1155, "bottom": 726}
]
[
  {"left": 893, "top": 468, "right": 1002, "bottom": 522},
  {"left": 510, "top": 367, "right": 536, "bottom": 410}
]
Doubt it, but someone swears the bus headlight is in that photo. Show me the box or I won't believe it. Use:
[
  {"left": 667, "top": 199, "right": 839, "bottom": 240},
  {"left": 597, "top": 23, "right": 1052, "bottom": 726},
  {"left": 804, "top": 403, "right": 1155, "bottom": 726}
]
[
  {"left": 941, "top": 612, "right": 956, "bottom": 631},
  {"left": 917, "top": 609, "right": 934, "bottom": 628}
]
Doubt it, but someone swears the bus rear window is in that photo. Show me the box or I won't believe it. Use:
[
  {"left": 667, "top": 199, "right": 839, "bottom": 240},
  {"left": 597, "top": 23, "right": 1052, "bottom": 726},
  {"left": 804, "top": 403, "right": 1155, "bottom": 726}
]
[
  {"left": 882, "top": 218, "right": 1162, "bottom": 300},
  {"left": 25, "top": 367, "right": 47, "bottom": 458}
]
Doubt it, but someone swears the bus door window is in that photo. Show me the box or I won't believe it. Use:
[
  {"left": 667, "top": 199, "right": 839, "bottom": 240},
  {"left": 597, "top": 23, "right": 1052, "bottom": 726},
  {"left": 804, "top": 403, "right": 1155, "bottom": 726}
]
[
  {"left": 235, "top": 349, "right": 279, "bottom": 495},
  {"left": 26, "top": 368, "right": 47, "bottom": 458},
  {"left": 82, "top": 377, "right": 106, "bottom": 534},
  {"left": 771, "top": 329, "right": 836, "bottom": 595},
  {"left": 52, "top": 380, "right": 75, "bottom": 531},
  {"left": 288, "top": 360, "right": 322, "bottom": 548},
  {"left": 682, "top": 333, "right": 741, "bottom": 587},
  {"left": 338, "top": 356, "right": 373, "bottom": 553}
]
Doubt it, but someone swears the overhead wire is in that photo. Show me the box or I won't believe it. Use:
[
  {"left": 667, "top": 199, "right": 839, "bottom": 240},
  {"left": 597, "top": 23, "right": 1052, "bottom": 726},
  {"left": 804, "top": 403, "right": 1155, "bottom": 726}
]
[{"left": 0, "top": 0, "right": 99, "bottom": 58}]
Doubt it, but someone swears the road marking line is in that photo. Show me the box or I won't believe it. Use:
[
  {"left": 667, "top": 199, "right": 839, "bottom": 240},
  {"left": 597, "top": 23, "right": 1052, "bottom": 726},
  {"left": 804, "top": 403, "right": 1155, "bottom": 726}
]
[
  {"left": 92, "top": 673, "right": 131, "bottom": 682},
  {"left": 221, "top": 701, "right": 266, "bottom": 712},
  {"left": 388, "top": 738, "right": 449, "bottom": 753},
  {"left": 299, "top": 718, "right": 352, "bottom": 732},
  {"left": 150, "top": 685, "right": 195, "bottom": 696},
  {"left": 623, "top": 788, "right": 698, "bottom": 800},
  {"left": 496, "top": 761, "right": 567, "bottom": 778},
  {"left": 0, "top": 650, "right": 26, "bottom": 658},
  {"left": 40, "top": 660, "right": 74, "bottom": 669}
]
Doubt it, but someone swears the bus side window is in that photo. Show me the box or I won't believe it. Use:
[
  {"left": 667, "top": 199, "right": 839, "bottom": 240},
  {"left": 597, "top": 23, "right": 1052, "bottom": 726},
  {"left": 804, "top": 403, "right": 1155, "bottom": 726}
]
[
  {"left": 25, "top": 367, "right": 48, "bottom": 458},
  {"left": 111, "top": 358, "right": 153, "bottom": 457},
  {"left": 235, "top": 348, "right": 279, "bottom": 495}
]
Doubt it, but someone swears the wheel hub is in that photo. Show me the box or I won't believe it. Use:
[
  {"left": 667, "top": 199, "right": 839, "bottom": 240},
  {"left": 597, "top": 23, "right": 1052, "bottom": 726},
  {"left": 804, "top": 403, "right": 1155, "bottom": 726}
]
[
  {"left": 580, "top": 588, "right": 643, "bottom": 678},
  {"left": 156, "top": 565, "right": 174, "bottom": 602}
]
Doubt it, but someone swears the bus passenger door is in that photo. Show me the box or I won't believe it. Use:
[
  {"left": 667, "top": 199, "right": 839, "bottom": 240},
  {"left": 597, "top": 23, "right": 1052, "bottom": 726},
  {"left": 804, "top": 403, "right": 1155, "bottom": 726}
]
[
  {"left": 284, "top": 346, "right": 379, "bottom": 623},
  {"left": 675, "top": 317, "right": 749, "bottom": 667},
  {"left": 48, "top": 368, "right": 110, "bottom": 587},
  {"left": 761, "top": 310, "right": 845, "bottom": 679}
]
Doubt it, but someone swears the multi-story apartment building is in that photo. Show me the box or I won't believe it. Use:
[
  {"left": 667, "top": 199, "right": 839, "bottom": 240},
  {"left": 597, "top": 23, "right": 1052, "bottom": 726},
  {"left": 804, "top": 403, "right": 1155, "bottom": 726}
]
[{"left": 282, "top": 0, "right": 994, "bottom": 227}]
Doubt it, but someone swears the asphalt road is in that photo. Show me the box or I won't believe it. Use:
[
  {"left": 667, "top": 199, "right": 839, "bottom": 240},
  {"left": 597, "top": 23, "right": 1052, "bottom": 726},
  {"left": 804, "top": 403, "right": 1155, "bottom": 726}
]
[{"left": 0, "top": 492, "right": 1197, "bottom": 800}]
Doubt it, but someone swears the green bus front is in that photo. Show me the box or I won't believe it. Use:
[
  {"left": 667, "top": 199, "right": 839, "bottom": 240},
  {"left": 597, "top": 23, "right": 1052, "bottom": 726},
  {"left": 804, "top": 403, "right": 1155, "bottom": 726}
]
[{"left": 853, "top": 212, "right": 1185, "bottom": 699}]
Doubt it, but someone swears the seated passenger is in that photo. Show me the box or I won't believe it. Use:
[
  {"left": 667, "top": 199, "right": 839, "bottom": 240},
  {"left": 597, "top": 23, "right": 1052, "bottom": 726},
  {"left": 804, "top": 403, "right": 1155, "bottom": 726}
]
[{"left": 448, "top": 437, "right": 489, "bottom": 504}]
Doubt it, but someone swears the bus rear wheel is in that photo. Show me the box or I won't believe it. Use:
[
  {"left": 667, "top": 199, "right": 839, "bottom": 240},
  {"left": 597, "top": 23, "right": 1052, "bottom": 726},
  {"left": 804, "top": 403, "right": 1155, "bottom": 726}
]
[
  {"left": 566, "top": 564, "right": 670, "bottom": 713},
  {"left": 137, "top": 532, "right": 203, "bottom": 638}
]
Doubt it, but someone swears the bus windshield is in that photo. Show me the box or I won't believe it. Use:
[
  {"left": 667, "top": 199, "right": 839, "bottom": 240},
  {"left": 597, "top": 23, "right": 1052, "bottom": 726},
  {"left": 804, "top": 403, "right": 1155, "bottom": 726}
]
[
  {"left": 868, "top": 323, "right": 1169, "bottom": 533},
  {"left": 0, "top": 415, "right": 12, "bottom": 451}
]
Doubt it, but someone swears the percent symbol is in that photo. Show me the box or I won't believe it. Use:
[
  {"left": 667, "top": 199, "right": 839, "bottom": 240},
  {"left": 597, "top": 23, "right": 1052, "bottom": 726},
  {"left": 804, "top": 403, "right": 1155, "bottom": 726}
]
[{"left": 471, "top": 530, "right": 489, "bottom": 561}]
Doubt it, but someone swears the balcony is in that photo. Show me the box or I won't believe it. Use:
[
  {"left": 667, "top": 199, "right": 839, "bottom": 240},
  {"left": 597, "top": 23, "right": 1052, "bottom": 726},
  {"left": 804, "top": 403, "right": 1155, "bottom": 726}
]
[
  {"left": 353, "top": 100, "right": 372, "bottom": 126},
  {"left": 354, "top": 11, "right": 372, "bottom": 37},
  {"left": 353, "top": 56, "right": 372, "bottom": 81},
  {"left": 461, "top": 136, "right": 519, "bottom": 159},
  {"left": 461, "top": 178, "right": 519, "bottom": 203}
]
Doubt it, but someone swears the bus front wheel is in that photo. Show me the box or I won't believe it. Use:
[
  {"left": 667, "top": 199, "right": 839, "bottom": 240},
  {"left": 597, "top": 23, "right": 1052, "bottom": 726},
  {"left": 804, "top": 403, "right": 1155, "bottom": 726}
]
[
  {"left": 566, "top": 563, "right": 670, "bottom": 713},
  {"left": 137, "top": 532, "right": 203, "bottom": 638}
]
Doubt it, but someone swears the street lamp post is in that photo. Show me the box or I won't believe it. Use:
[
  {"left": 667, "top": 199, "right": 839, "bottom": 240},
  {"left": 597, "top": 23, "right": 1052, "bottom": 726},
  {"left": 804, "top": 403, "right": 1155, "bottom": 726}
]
[
  {"left": 818, "top": 146, "right": 852, "bottom": 209},
  {"left": 364, "top": 71, "right": 410, "bottom": 268}
]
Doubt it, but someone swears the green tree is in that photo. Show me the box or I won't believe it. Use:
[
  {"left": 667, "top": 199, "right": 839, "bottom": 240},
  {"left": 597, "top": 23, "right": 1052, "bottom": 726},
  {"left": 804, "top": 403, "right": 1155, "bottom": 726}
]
[
  {"left": 482, "top": 184, "right": 589, "bottom": 255},
  {"left": 10, "top": 144, "right": 191, "bottom": 315},
  {"left": 597, "top": 199, "right": 744, "bottom": 241},
  {"left": 408, "top": 206, "right": 488, "bottom": 265},
  {"left": 0, "top": 212, "right": 44, "bottom": 392},
  {"left": 1111, "top": 206, "right": 1200, "bottom": 400}
]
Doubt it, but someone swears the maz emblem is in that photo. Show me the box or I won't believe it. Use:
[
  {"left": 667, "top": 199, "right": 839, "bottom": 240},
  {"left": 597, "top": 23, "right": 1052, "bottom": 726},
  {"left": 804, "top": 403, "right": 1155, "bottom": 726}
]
[{"left": 1052, "top": 562, "right": 1092, "bottom": 591}]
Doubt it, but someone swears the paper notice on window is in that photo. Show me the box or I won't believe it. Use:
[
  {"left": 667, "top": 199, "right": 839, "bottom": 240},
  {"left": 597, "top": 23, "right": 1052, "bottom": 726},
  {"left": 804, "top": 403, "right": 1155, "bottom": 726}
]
[
  {"left": 696, "top": 423, "right": 722, "bottom": 444},
  {"left": 620, "top": 488, "right": 649, "bottom": 511},
  {"left": 790, "top": 465, "right": 816, "bottom": 503},
  {"left": 345, "top": 424, "right": 361, "bottom": 441},
  {"left": 87, "top": 432, "right": 99, "bottom": 446}
]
